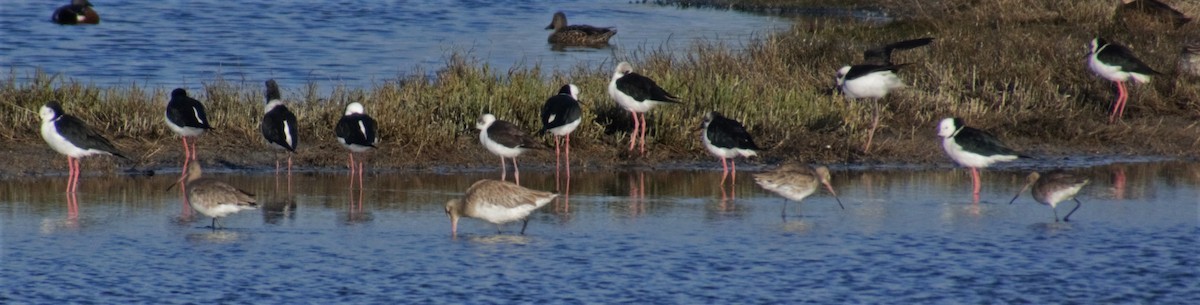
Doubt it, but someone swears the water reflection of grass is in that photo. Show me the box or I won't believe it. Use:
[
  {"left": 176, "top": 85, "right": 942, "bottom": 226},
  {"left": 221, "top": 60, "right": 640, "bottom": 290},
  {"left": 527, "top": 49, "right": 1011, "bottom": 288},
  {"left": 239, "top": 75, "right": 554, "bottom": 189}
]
[{"left": 2, "top": 0, "right": 1197, "bottom": 175}]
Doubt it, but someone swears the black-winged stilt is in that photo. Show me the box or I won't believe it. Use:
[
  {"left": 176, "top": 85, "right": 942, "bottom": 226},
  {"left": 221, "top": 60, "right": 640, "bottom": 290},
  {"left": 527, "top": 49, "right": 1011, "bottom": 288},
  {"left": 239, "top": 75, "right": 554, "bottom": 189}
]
[
  {"left": 177, "top": 162, "right": 258, "bottom": 230},
  {"left": 39, "top": 101, "right": 128, "bottom": 193},
  {"left": 1087, "top": 37, "right": 1161, "bottom": 123},
  {"left": 444, "top": 179, "right": 556, "bottom": 235},
  {"left": 477, "top": 114, "right": 543, "bottom": 185},
  {"left": 261, "top": 79, "right": 299, "bottom": 175},
  {"left": 701, "top": 111, "right": 759, "bottom": 185},
  {"left": 937, "top": 118, "right": 1027, "bottom": 198},
  {"left": 754, "top": 163, "right": 844, "bottom": 218},
  {"left": 52, "top": 0, "right": 99, "bottom": 25},
  {"left": 540, "top": 84, "right": 582, "bottom": 182},
  {"left": 837, "top": 38, "right": 932, "bottom": 153},
  {"left": 164, "top": 88, "right": 212, "bottom": 164},
  {"left": 545, "top": 12, "right": 617, "bottom": 46},
  {"left": 608, "top": 61, "right": 681, "bottom": 155},
  {"left": 1010, "top": 170, "right": 1088, "bottom": 222},
  {"left": 335, "top": 102, "right": 378, "bottom": 189}
]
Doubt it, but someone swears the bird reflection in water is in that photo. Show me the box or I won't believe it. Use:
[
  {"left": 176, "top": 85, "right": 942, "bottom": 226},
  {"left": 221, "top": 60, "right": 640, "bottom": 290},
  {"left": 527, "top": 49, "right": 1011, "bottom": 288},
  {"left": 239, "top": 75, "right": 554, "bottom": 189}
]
[
  {"left": 627, "top": 170, "right": 646, "bottom": 217},
  {"left": 262, "top": 198, "right": 297, "bottom": 225}
]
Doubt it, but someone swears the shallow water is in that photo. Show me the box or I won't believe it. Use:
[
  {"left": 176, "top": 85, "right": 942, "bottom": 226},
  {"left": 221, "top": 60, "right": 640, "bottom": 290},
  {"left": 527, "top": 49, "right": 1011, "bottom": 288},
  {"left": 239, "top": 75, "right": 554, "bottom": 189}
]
[
  {"left": 1, "top": 0, "right": 786, "bottom": 89},
  {"left": 2, "top": 161, "right": 1197, "bottom": 303}
]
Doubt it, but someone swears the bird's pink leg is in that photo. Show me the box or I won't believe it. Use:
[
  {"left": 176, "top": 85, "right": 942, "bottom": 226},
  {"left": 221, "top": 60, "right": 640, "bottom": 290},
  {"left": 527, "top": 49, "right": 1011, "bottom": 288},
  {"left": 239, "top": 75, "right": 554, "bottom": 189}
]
[
  {"left": 629, "top": 111, "right": 640, "bottom": 152},
  {"left": 1109, "top": 81, "right": 1126, "bottom": 123},
  {"left": 65, "top": 157, "right": 74, "bottom": 193},
  {"left": 513, "top": 157, "right": 521, "bottom": 186},
  {"left": 565, "top": 134, "right": 571, "bottom": 182},
  {"left": 348, "top": 152, "right": 356, "bottom": 189},
  {"left": 1113, "top": 82, "right": 1123, "bottom": 122},
  {"left": 971, "top": 167, "right": 981, "bottom": 195},
  {"left": 639, "top": 112, "right": 648, "bottom": 154},
  {"left": 715, "top": 157, "right": 724, "bottom": 186},
  {"left": 554, "top": 135, "right": 562, "bottom": 183},
  {"left": 500, "top": 157, "right": 507, "bottom": 181},
  {"left": 724, "top": 158, "right": 734, "bottom": 184}
]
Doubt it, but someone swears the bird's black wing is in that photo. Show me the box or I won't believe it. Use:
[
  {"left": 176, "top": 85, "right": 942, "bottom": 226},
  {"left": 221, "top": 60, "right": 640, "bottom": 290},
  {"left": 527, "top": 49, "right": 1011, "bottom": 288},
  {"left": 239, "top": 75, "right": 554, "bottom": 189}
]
[
  {"left": 955, "top": 127, "right": 1022, "bottom": 157},
  {"left": 616, "top": 72, "right": 680, "bottom": 103},
  {"left": 58, "top": 115, "right": 127, "bottom": 158}
]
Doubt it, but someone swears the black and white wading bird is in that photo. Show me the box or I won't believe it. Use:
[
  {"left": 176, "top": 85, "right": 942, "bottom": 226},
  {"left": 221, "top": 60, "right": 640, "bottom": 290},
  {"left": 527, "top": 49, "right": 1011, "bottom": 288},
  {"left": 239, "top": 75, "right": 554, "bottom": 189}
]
[
  {"left": 176, "top": 162, "right": 258, "bottom": 230},
  {"left": 445, "top": 179, "right": 557, "bottom": 235},
  {"left": 1087, "top": 37, "right": 1161, "bottom": 123},
  {"left": 540, "top": 84, "right": 582, "bottom": 180},
  {"left": 836, "top": 37, "right": 933, "bottom": 153},
  {"left": 335, "top": 102, "right": 378, "bottom": 187},
  {"left": 700, "top": 111, "right": 759, "bottom": 184},
  {"left": 40, "top": 101, "right": 128, "bottom": 193},
  {"left": 608, "top": 61, "right": 681, "bottom": 155},
  {"left": 1010, "top": 170, "right": 1088, "bottom": 223},
  {"left": 164, "top": 88, "right": 212, "bottom": 166},
  {"left": 937, "top": 118, "right": 1027, "bottom": 198},
  {"left": 261, "top": 79, "right": 299, "bottom": 175},
  {"left": 477, "top": 114, "right": 543, "bottom": 185}
]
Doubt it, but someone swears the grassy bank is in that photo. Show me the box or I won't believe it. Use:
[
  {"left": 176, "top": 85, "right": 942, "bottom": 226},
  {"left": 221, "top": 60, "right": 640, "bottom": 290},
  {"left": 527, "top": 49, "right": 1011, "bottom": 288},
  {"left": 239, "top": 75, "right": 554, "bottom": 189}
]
[{"left": 2, "top": 0, "right": 1198, "bottom": 177}]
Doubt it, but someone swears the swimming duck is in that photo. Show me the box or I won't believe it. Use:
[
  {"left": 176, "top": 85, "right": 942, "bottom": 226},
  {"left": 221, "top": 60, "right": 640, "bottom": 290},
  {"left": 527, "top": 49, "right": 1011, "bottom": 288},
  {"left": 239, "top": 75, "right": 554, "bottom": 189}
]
[
  {"left": 545, "top": 11, "right": 616, "bottom": 46},
  {"left": 52, "top": 0, "right": 100, "bottom": 25}
]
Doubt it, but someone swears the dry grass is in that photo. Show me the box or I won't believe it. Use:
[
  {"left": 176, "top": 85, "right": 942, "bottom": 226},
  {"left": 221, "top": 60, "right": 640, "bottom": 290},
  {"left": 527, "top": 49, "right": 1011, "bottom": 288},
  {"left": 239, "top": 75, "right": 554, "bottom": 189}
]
[{"left": 2, "top": 0, "right": 1199, "bottom": 176}]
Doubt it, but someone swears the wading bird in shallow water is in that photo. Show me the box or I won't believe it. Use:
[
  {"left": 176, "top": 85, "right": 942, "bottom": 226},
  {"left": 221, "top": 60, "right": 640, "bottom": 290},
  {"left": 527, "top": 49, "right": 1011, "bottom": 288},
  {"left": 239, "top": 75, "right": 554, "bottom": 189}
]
[
  {"left": 1010, "top": 170, "right": 1088, "bottom": 222},
  {"left": 540, "top": 84, "right": 582, "bottom": 185},
  {"left": 176, "top": 162, "right": 258, "bottom": 230},
  {"left": 937, "top": 118, "right": 1027, "bottom": 199},
  {"left": 754, "top": 163, "right": 843, "bottom": 218},
  {"left": 700, "top": 111, "right": 759, "bottom": 185},
  {"left": 52, "top": 0, "right": 100, "bottom": 25},
  {"left": 164, "top": 88, "right": 212, "bottom": 166},
  {"left": 608, "top": 61, "right": 681, "bottom": 155},
  {"left": 445, "top": 179, "right": 557, "bottom": 235},
  {"left": 335, "top": 102, "right": 378, "bottom": 189},
  {"left": 836, "top": 38, "right": 932, "bottom": 153},
  {"left": 1087, "top": 37, "right": 1161, "bottom": 123},
  {"left": 477, "top": 114, "right": 543, "bottom": 185},
  {"left": 40, "top": 101, "right": 128, "bottom": 193},
  {"left": 545, "top": 11, "right": 616, "bottom": 46},
  {"left": 261, "top": 79, "right": 299, "bottom": 176}
]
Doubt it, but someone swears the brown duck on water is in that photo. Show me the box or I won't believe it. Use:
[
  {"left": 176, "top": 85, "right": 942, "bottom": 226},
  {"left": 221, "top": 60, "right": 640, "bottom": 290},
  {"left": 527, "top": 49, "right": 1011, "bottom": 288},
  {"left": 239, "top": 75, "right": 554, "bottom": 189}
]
[{"left": 545, "top": 11, "right": 617, "bottom": 46}]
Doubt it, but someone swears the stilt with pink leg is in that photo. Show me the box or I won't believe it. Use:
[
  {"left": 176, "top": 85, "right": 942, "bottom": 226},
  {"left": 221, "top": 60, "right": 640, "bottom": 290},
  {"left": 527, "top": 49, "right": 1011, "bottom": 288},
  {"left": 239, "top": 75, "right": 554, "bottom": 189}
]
[
  {"left": 261, "top": 79, "right": 300, "bottom": 185},
  {"left": 477, "top": 114, "right": 543, "bottom": 186},
  {"left": 700, "top": 111, "right": 759, "bottom": 187},
  {"left": 39, "top": 101, "right": 128, "bottom": 194},
  {"left": 1086, "top": 37, "right": 1161, "bottom": 123},
  {"left": 937, "top": 118, "right": 1027, "bottom": 200},
  {"left": 540, "top": 84, "right": 583, "bottom": 189},
  {"left": 335, "top": 102, "right": 379, "bottom": 192},
  {"left": 608, "top": 61, "right": 681, "bottom": 155}
]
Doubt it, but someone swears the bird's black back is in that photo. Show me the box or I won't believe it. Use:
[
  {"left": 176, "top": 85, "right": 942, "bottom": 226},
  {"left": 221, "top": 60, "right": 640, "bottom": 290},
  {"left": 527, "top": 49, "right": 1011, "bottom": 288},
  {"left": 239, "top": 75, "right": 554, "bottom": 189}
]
[{"left": 335, "top": 113, "right": 378, "bottom": 147}]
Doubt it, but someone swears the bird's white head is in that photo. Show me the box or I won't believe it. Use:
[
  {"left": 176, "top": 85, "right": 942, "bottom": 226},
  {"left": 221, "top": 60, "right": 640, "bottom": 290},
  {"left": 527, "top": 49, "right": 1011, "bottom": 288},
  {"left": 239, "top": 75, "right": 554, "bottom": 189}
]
[
  {"left": 345, "top": 102, "right": 365, "bottom": 115},
  {"left": 614, "top": 62, "right": 633, "bottom": 78},
  {"left": 476, "top": 113, "right": 496, "bottom": 130},
  {"left": 40, "top": 101, "right": 64, "bottom": 122},
  {"left": 567, "top": 83, "right": 580, "bottom": 100},
  {"left": 835, "top": 66, "right": 851, "bottom": 86},
  {"left": 937, "top": 117, "right": 961, "bottom": 138}
]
